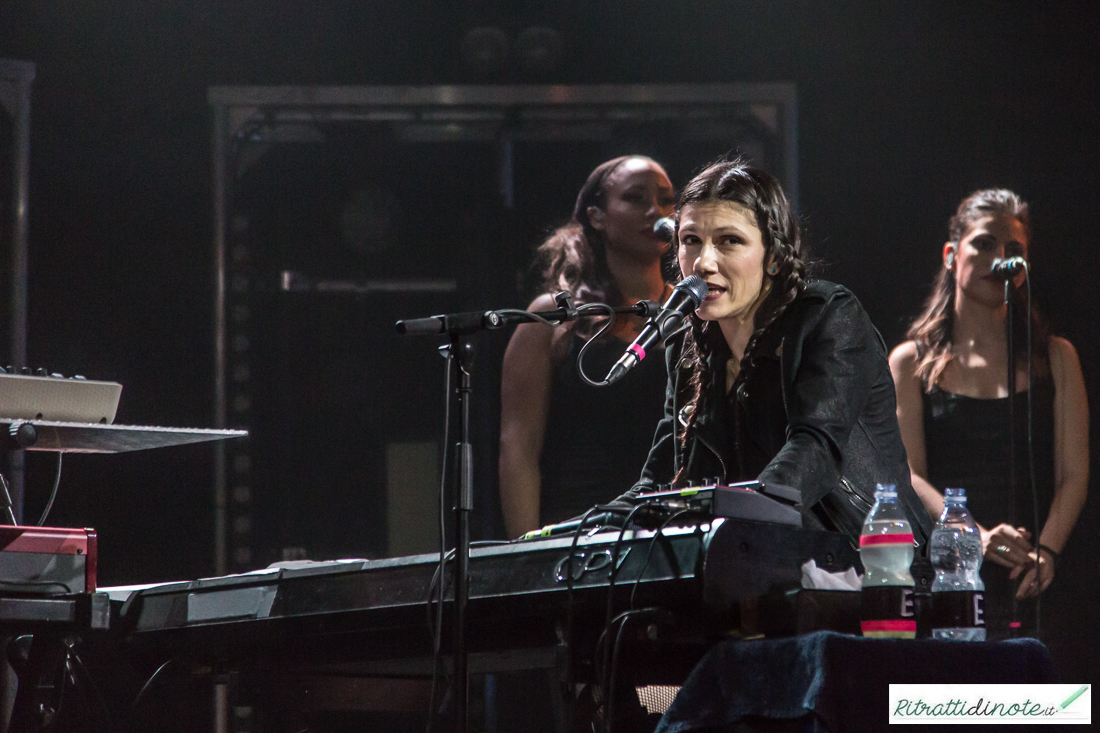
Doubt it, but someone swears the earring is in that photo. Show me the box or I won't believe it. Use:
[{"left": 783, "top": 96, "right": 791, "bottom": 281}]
[
  {"left": 768, "top": 266, "right": 778, "bottom": 275},
  {"left": 945, "top": 248, "right": 956, "bottom": 268}
]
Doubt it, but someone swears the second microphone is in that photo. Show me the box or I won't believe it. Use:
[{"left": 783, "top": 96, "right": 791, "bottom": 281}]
[{"left": 603, "top": 275, "right": 709, "bottom": 385}]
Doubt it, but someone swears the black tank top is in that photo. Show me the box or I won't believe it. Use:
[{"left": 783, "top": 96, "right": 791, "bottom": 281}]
[
  {"left": 922, "top": 377, "right": 1056, "bottom": 532},
  {"left": 538, "top": 332, "right": 668, "bottom": 525},
  {"left": 922, "top": 377, "right": 1056, "bottom": 639}
]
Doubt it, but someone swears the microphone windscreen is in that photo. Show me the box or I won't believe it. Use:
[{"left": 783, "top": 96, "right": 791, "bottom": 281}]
[
  {"left": 677, "top": 275, "right": 709, "bottom": 307},
  {"left": 653, "top": 217, "right": 676, "bottom": 241},
  {"left": 990, "top": 257, "right": 1027, "bottom": 278}
]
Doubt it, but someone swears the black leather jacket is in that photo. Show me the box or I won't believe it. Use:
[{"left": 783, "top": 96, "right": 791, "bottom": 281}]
[{"left": 633, "top": 281, "right": 932, "bottom": 549}]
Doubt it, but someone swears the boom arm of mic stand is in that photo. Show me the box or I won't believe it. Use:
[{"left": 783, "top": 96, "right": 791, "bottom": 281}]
[{"left": 395, "top": 301, "right": 658, "bottom": 336}]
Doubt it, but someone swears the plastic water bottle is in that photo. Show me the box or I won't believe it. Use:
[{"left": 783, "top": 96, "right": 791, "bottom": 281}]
[
  {"left": 930, "top": 488, "right": 986, "bottom": 641},
  {"left": 860, "top": 484, "right": 916, "bottom": 638}
]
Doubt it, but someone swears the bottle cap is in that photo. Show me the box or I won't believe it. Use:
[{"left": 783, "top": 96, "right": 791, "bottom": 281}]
[
  {"left": 944, "top": 487, "right": 967, "bottom": 504},
  {"left": 874, "top": 483, "right": 897, "bottom": 497}
]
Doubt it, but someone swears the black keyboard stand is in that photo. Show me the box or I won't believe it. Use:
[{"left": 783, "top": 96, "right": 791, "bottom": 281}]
[{"left": 1, "top": 593, "right": 110, "bottom": 732}]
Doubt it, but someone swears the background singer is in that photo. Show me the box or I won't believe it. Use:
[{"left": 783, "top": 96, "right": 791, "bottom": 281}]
[
  {"left": 889, "top": 188, "right": 1089, "bottom": 639},
  {"left": 499, "top": 155, "right": 676, "bottom": 538}
]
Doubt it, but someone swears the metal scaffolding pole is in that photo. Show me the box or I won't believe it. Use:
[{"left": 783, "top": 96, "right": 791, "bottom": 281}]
[{"left": 0, "top": 59, "right": 35, "bottom": 522}]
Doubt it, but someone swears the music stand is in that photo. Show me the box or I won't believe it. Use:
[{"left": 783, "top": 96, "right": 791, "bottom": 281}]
[
  {"left": 0, "top": 418, "right": 246, "bottom": 528},
  {"left": 2, "top": 418, "right": 247, "bottom": 454},
  {"left": 0, "top": 420, "right": 245, "bottom": 730}
]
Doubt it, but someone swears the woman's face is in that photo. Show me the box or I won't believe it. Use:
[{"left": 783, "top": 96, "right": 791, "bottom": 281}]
[
  {"left": 948, "top": 214, "right": 1029, "bottom": 306},
  {"left": 678, "top": 201, "right": 770, "bottom": 324},
  {"left": 588, "top": 158, "right": 675, "bottom": 260}
]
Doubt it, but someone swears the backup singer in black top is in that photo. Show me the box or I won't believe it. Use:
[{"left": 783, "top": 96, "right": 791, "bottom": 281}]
[
  {"left": 499, "top": 156, "right": 676, "bottom": 538},
  {"left": 889, "top": 189, "right": 1088, "bottom": 636},
  {"left": 628, "top": 159, "right": 932, "bottom": 547}
]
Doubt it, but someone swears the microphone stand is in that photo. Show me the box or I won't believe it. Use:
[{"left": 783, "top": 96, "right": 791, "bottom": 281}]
[
  {"left": 451, "top": 332, "right": 474, "bottom": 733},
  {"left": 1004, "top": 278, "right": 1017, "bottom": 523},
  {"left": 1003, "top": 278, "right": 1020, "bottom": 635},
  {"left": 397, "top": 295, "right": 658, "bottom": 733}
]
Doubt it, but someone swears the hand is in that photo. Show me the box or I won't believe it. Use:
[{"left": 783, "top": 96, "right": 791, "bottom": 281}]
[
  {"left": 981, "top": 524, "right": 1033, "bottom": 570},
  {"left": 609, "top": 485, "right": 645, "bottom": 507},
  {"left": 1014, "top": 549, "right": 1056, "bottom": 599}
]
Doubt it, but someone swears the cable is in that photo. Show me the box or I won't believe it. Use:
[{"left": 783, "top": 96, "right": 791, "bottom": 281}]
[
  {"left": 65, "top": 641, "right": 113, "bottom": 733},
  {"left": 425, "top": 549, "right": 454, "bottom": 640},
  {"left": 427, "top": 348, "right": 455, "bottom": 733},
  {"left": 1007, "top": 267, "right": 1042, "bottom": 637},
  {"left": 605, "top": 607, "right": 670, "bottom": 733},
  {"left": 558, "top": 504, "right": 691, "bottom": 730},
  {"left": 575, "top": 303, "right": 619, "bottom": 387},
  {"left": 0, "top": 472, "right": 17, "bottom": 524},
  {"left": 1022, "top": 267, "right": 1043, "bottom": 636},
  {"left": 562, "top": 505, "right": 612, "bottom": 726},
  {"left": 606, "top": 507, "right": 704, "bottom": 733},
  {"left": 132, "top": 658, "right": 175, "bottom": 714},
  {"left": 596, "top": 504, "right": 689, "bottom": 672},
  {"left": 426, "top": 549, "right": 455, "bottom": 733},
  {"left": 498, "top": 300, "right": 626, "bottom": 387},
  {"left": 424, "top": 542, "right": 508, "bottom": 646},
  {"left": 599, "top": 504, "right": 653, "bottom": 700},
  {"left": 629, "top": 508, "right": 701, "bottom": 611},
  {"left": 35, "top": 451, "right": 63, "bottom": 526},
  {"left": 589, "top": 505, "right": 679, "bottom": 660},
  {"left": 491, "top": 308, "right": 564, "bottom": 328},
  {"left": 665, "top": 323, "right": 691, "bottom": 481},
  {"left": 595, "top": 503, "right": 696, "bottom": 733}
]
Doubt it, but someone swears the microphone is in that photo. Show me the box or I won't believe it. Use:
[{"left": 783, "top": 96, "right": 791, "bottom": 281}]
[
  {"left": 653, "top": 217, "right": 676, "bottom": 241},
  {"left": 520, "top": 511, "right": 623, "bottom": 540},
  {"left": 990, "top": 257, "right": 1027, "bottom": 280},
  {"left": 603, "top": 275, "right": 709, "bottom": 385}
]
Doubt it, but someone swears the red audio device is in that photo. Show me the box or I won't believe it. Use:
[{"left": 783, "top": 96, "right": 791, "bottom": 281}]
[{"left": 0, "top": 525, "right": 97, "bottom": 594}]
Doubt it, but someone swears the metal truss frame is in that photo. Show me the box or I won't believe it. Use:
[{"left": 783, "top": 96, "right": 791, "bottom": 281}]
[
  {"left": 1, "top": 59, "right": 35, "bottom": 518},
  {"left": 207, "top": 83, "right": 799, "bottom": 578}
]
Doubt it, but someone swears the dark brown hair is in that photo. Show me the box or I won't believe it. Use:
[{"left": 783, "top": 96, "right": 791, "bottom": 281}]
[
  {"left": 536, "top": 155, "right": 661, "bottom": 307},
  {"left": 672, "top": 159, "right": 809, "bottom": 473},
  {"left": 907, "top": 189, "right": 1048, "bottom": 389}
]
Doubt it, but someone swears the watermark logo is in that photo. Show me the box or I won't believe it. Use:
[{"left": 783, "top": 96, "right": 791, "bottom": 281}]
[{"left": 890, "top": 684, "right": 1091, "bottom": 724}]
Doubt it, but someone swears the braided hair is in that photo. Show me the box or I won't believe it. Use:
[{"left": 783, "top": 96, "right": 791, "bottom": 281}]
[{"left": 667, "top": 159, "right": 809, "bottom": 474}]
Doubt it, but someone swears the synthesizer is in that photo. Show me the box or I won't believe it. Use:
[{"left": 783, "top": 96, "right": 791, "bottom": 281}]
[
  {"left": 0, "top": 524, "right": 97, "bottom": 594},
  {"left": 0, "top": 371, "right": 122, "bottom": 424},
  {"left": 112, "top": 518, "right": 859, "bottom": 675}
]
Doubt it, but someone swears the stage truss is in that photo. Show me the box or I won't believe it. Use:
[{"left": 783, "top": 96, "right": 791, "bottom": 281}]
[{"left": 207, "top": 83, "right": 799, "bottom": 577}]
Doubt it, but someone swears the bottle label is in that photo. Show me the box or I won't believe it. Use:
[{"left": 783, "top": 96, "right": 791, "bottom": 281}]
[
  {"left": 859, "top": 533, "right": 914, "bottom": 547},
  {"left": 931, "top": 590, "right": 985, "bottom": 630},
  {"left": 861, "top": 586, "right": 916, "bottom": 638}
]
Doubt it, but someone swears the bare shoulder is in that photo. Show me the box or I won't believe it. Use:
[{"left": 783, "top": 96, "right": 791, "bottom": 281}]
[
  {"left": 1049, "top": 336, "right": 1080, "bottom": 365},
  {"left": 505, "top": 292, "right": 566, "bottom": 358},
  {"left": 527, "top": 293, "right": 559, "bottom": 312},
  {"left": 1049, "top": 336, "right": 1083, "bottom": 381},
  {"left": 888, "top": 340, "right": 920, "bottom": 376}
]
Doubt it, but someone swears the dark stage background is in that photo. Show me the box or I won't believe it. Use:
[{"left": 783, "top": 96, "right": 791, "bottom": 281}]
[{"left": 0, "top": 0, "right": 1097, "bottom": 682}]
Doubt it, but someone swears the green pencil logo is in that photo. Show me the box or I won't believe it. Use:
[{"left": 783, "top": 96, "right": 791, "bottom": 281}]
[{"left": 1060, "top": 685, "right": 1089, "bottom": 710}]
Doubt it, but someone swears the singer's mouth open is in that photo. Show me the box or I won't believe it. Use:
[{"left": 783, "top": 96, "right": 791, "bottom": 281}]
[{"left": 704, "top": 283, "right": 726, "bottom": 299}]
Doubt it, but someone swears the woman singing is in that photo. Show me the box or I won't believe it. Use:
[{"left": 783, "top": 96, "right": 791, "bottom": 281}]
[
  {"left": 499, "top": 156, "right": 676, "bottom": 538},
  {"left": 630, "top": 159, "right": 932, "bottom": 546},
  {"left": 889, "top": 189, "right": 1088, "bottom": 638}
]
